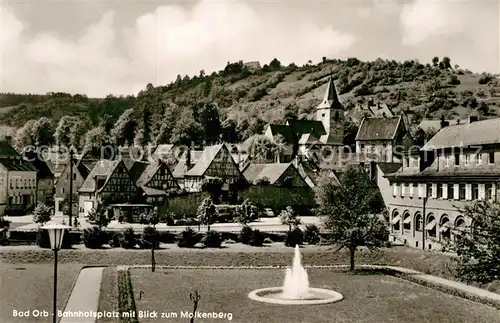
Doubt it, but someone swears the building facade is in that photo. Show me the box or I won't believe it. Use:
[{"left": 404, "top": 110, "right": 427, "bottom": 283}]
[
  {"left": 355, "top": 115, "right": 412, "bottom": 163},
  {"left": 0, "top": 140, "right": 38, "bottom": 215},
  {"left": 384, "top": 117, "right": 500, "bottom": 250},
  {"left": 54, "top": 161, "right": 90, "bottom": 216}
]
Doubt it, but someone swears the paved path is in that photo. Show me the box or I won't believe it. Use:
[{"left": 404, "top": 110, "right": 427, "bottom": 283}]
[{"left": 59, "top": 267, "right": 104, "bottom": 323}]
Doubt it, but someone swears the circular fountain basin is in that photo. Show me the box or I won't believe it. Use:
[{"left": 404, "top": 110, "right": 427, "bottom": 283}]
[{"left": 248, "top": 287, "right": 343, "bottom": 305}]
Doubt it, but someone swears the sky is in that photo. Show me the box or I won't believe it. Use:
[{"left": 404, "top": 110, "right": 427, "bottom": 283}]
[{"left": 1, "top": 0, "right": 499, "bottom": 97}]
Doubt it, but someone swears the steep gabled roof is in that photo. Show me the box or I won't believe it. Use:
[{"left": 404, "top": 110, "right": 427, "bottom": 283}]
[
  {"left": 243, "top": 163, "right": 293, "bottom": 184},
  {"left": 127, "top": 161, "right": 149, "bottom": 183},
  {"left": 355, "top": 116, "right": 402, "bottom": 141},
  {"left": 184, "top": 144, "right": 226, "bottom": 177},
  {"left": 286, "top": 119, "right": 326, "bottom": 137},
  {"left": 267, "top": 124, "right": 295, "bottom": 144},
  {"left": 136, "top": 161, "right": 162, "bottom": 187},
  {"left": 0, "top": 159, "right": 38, "bottom": 171},
  {"left": 316, "top": 75, "right": 343, "bottom": 111},
  {"left": 0, "top": 140, "right": 20, "bottom": 158},
  {"left": 22, "top": 150, "right": 54, "bottom": 179},
  {"left": 422, "top": 118, "right": 500, "bottom": 150},
  {"left": 78, "top": 160, "right": 121, "bottom": 193}
]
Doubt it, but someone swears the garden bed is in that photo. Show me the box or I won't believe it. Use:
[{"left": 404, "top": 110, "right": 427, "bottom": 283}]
[{"left": 127, "top": 268, "right": 500, "bottom": 323}]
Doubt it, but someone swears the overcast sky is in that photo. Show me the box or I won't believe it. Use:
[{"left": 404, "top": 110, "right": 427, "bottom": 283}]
[{"left": 1, "top": 0, "right": 499, "bottom": 97}]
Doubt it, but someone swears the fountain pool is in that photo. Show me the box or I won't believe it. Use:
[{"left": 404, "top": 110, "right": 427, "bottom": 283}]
[{"left": 248, "top": 245, "right": 344, "bottom": 305}]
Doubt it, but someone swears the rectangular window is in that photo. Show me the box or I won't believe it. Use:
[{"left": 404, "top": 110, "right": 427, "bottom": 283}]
[
  {"left": 454, "top": 154, "right": 460, "bottom": 166},
  {"left": 459, "top": 183, "right": 466, "bottom": 200},
  {"left": 73, "top": 173, "right": 76, "bottom": 180},
  {"left": 427, "top": 183, "right": 432, "bottom": 198},
  {"left": 437, "top": 184, "right": 443, "bottom": 199},
  {"left": 472, "top": 184, "right": 479, "bottom": 200},
  {"left": 486, "top": 183, "right": 493, "bottom": 200},
  {"left": 476, "top": 153, "right": 482, "bottom": 165},
  {"left": 445, "top": 155, "right": 449, "bottom": 167},
  {"left": 489, "top": 152, "right": 495, "bottom": 164},
  {"left": 465, "top": 154, "right": 470, "bottom": 166}
]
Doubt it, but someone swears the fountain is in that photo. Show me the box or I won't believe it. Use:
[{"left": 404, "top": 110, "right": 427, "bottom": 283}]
[{"left": 248, "top": 245, "right": 344, "bottom": 305}]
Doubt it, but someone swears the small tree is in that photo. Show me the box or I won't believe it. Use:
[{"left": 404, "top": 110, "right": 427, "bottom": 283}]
[
  {"left": 454, "top": 201, "right": 500, "bottom": 284},
  {"left": 87, "top": 202, "right": 111, "bottom": 229},
  {"left": 33, "top": 203, "right": 53, "bottom": 225},
  {"left": 315, "top": 166, "right": 388, "bottom": 270},
  {"left": 279, "top": 206, "right": 301, "bottom": 232},
  {"left": 236, "top": 199, "right": 257, "bottom": 225},
  {"left": 147, "top": 208, "right": 159, "bottom": 227},
  {"left": 197, "top": 197, "right": 218, "bottom": 231}
]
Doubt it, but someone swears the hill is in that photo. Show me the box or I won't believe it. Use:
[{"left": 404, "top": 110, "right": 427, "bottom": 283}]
[{"left": 1, "top": 56, "right": 499, "bottom": 143}]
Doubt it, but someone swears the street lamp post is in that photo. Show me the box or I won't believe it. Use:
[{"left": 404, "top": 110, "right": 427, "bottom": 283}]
[{"left": 42, "top": 223, "right": 71, "bottom": 323}]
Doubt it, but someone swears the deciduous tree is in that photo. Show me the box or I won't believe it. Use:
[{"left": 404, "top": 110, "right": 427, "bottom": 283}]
[
  {"left": 315, "top": 166, "right": 388, "bottom": 270},
  {"left": 33, "top": 203, "right": 53, "bottom": 225},
  {"left": 454, "top": 201, "right": 500, "bottom": 284}
]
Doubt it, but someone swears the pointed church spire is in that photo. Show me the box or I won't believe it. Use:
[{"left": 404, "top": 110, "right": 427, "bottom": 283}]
[{"left": 317, "top": 74, "right": 342, "bottom": 110}]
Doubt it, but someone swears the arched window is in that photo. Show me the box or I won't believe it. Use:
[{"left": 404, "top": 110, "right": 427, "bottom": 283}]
[
  {"left": 403, "top": 211, "right": 411, "bottom": 231},
  {"left": 415, "top": 213, "right": 423, "bottom": 231},
  {"left": 439, "top": 215, "right": 451, "bottom": 241},
  {"left": 391, "top": 210, "right": 401, "bottom": 232},
  {"left": 426, "top": 213, "right": 437, "bottom": 238},
  {"left": 454, "top": 217, "right": 466, "bottom": 243}
]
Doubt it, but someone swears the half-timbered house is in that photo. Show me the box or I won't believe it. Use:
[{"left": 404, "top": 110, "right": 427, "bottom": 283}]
[
  {"left": 242, "top": 163, "right": 309, "bottom": 187},
  {"left": 133, "top": 160, "right": 180, "bottom": 203},
  {"left": 78, "top": 160, "right": 142, "bottom": 218},
  {"left": 184, "top": 144, "right": 244, "bottom": 190},
  {"left": 183, "top": 144, "right": 245, "bottom": 203}
]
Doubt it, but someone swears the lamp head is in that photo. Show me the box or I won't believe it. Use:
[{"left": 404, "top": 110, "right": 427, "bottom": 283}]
[{"left": 42, "top": 223, "right": 71, "bottom": 251}]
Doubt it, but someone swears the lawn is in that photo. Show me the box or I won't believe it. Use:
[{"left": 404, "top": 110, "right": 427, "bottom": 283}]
[
  {"left": 0, "top": 245, "right": 456, "bottom": 280},
  {"left": 130, "top": 269, "right": 499, "bottom": 323},
  {"left": 0, "top": 264, "right": 83, "bottom": 323}
]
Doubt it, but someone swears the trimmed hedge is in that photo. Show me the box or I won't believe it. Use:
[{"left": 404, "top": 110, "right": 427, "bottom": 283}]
[
  {"left": 117, "top": 269, "right": 138, "bottom": 323},
  {"left": 36, "top": 229, "right": 73, "bottom": 249}
]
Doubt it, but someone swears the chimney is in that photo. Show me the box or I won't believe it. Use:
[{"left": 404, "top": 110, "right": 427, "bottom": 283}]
[{"left": 468, "top": 115, "right": 478, "bottom": 124}]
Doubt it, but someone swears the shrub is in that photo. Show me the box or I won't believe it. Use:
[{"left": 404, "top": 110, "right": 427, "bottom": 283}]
[
  {"left": 303, "top": 224, "right": 321, "bottom": 245},
  {"left": 202, "top": 230, "right": 223, "bottom": 248},
  {"left": 36, "top": 229, "right": 72, "bottom": 249},
  {"left": 141, "top": 226, "right": 159, "bottom": 249},
  {"left": 285, "top": 227, "right": 303, "bottom": 247},
  {"left": 120, "top": 228, "right": 137, "bottom": 249},
  {"left": 109, "top": 233, "right": 122, "bottom": 248},
  {"left": 478, "top": 74, "right": 493, "bottom": 85},
  {"left": 0, "top": 217, "right": 10, "bottom": 229},
  {"left": 238, "top": 225, "right": 253, "bottom": 245},
  {"left": 82, "top": 226, "right": 105, "bottom": 249},
  {"left": 176, "top": 228, "right": 199, "bottom": 248},
  {"left": 250, "top": 229, "right": 265, "bottom": 247}
]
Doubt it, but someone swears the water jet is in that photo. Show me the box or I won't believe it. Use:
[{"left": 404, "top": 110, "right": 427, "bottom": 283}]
[{"left": 248, "top": 245, "right": 343, "bottom": 305}]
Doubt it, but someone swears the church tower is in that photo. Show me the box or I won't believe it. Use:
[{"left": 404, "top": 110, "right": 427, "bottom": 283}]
[{"left": 316, "top": 75, "right": 344, "bottom": 146}]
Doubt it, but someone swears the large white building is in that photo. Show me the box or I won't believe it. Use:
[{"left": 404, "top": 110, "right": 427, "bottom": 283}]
[
  {"left": 0, "top": 139, "right": 38, "bottom": 216},
  {"left": 383, "top": 116, "right": 500, "bottom": 250}
]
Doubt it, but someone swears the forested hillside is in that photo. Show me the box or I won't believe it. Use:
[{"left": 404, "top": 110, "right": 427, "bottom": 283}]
[{"left": 1, "top": 56, "right": 499, "bottom": 149}]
